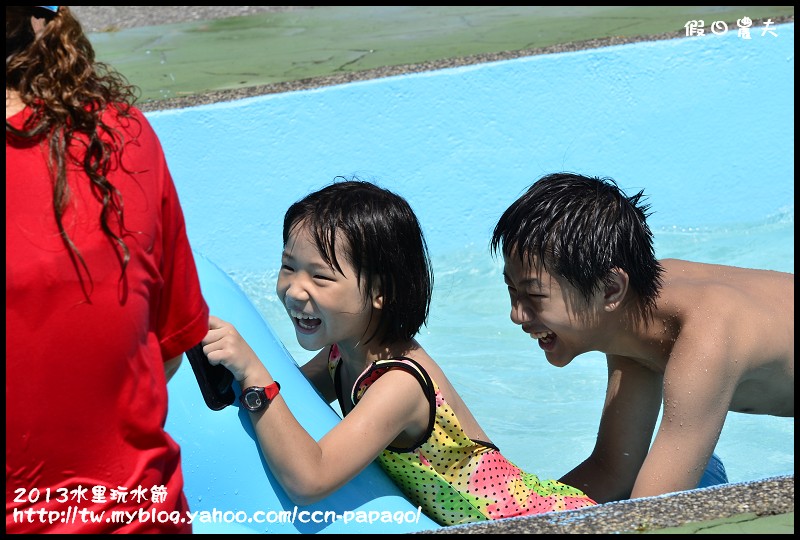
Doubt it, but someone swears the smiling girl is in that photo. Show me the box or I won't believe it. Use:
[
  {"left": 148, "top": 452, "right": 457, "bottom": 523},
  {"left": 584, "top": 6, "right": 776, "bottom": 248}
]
[{"left": 201, "top": 178, "right": 595, "bottom": 526}]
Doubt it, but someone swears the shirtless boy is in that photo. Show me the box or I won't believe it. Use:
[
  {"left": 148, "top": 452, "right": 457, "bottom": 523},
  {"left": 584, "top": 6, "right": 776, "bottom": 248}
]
[{"left": 490, "top": 172, "right": 794, "bottom": 503}]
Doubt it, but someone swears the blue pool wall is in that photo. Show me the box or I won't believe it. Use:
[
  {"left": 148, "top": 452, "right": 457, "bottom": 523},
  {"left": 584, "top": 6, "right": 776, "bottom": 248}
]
[{"left": 147, "top": 24, "right": 794, "bottom": 277}]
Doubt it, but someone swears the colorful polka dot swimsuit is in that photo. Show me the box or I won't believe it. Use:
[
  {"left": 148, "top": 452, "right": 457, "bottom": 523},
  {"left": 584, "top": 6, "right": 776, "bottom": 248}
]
[{"left": 327, "top": 345, "right": 597, "bottom": 526}]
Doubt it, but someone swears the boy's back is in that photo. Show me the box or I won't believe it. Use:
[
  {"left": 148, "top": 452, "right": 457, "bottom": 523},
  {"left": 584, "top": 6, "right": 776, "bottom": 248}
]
[{"left": 655, "top": 259, "right": 793, "bottom": 417}]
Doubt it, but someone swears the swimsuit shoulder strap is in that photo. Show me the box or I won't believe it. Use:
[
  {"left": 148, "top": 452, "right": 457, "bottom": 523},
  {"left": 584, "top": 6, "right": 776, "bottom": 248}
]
[
  {"left": 327, "top": 345, "right": 350, "bottom": 416},
  {"left": 352, "top": 357, "right": 437, "bottom": 452}
]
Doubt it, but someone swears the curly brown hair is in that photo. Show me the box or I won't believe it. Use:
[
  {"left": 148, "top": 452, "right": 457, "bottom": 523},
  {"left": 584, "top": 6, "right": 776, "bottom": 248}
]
[{"left": 6, "top": 6, "right": 140, "bottom": 299}]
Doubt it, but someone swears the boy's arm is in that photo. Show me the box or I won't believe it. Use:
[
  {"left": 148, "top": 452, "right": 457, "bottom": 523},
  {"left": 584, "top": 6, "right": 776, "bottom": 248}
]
[
  {"left": 630, "top": 341, "right": 731, "bottom": 498},
  {"left": 559, "top": 354, "right": 662, "bottom": 503}
]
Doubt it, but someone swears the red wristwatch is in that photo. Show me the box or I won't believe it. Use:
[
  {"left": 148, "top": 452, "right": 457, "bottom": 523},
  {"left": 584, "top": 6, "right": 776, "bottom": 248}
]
[{"left": 239, "top": 382, "right": 281, "bottom": 412}]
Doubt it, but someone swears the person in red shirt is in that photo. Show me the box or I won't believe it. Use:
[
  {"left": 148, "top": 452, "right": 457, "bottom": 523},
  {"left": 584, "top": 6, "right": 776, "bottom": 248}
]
[{"left": 6, "top": 6, "right": 208, "bottom": 533}]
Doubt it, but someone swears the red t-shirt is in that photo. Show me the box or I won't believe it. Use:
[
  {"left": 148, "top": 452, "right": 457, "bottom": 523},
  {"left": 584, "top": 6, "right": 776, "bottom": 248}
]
[{"left": 6, "top": 104, "right": 209, "bottom": 533}]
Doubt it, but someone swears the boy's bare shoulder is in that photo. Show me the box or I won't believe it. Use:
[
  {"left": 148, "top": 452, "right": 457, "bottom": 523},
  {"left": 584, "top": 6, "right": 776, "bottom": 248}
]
[
  {"left": 659, "top": 258, "right": 792, "bottom": 286},
  {"left": 656, "top": 258, "right": 792, "bottom": 345}
]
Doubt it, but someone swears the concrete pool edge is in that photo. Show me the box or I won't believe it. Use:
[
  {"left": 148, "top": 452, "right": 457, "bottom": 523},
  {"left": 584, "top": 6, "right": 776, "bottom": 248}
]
[
  {"left": 415, "top": 475, "right": 794, "bottom": 534},
  {"left": 137, "top": 13, "right": 794, "bottom": 114}
]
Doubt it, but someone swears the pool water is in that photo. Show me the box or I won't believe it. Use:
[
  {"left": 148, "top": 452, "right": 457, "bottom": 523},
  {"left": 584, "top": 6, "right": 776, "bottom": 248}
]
[{"left": 237, "top": 208, "right": 793, "bottom": 485}]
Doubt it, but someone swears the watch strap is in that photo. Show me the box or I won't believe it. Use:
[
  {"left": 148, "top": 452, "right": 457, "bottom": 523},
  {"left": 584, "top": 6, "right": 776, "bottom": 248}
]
[{"left": 262, "top": 381, "right": 281, "bottom": 401}]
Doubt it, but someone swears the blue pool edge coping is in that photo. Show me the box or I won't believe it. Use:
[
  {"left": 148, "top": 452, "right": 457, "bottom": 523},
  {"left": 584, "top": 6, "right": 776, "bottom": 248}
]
[{"left": 417, "top": 475, "right": 794, "bottom": 534}]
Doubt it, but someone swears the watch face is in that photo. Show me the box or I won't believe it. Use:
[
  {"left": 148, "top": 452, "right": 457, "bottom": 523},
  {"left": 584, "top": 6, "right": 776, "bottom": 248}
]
[{"left": 242, "top": 389, "right": 265, "bottom": 411}]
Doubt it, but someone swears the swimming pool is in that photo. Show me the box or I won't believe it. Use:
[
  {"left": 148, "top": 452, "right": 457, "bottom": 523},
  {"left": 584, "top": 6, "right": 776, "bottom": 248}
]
[{"left": 149, "top": 23, "right": 794, "bottom": 487}]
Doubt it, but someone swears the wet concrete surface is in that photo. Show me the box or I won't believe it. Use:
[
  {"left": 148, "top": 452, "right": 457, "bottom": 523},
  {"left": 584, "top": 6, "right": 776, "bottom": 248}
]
[
  {"left": 72, "top": 6, "right": 794, "bottom": 111},
  {"left": 67, "top": 6, "right": 795, "bottom": 534},
  {"left": 72, "top": 5, "right": 310, "bottom": 32}
]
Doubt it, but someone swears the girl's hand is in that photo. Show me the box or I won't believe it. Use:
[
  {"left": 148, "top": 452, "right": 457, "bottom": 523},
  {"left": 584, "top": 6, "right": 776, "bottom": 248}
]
[{"left": 203, "top": 315, "right": 268, "bottom": 383}]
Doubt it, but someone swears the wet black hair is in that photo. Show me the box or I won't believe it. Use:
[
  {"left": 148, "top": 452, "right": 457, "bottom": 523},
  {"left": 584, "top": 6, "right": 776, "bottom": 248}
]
[
  {"left": 490, "top": 172, "right": 664, "bottom": 317},
  {"left": 283, "top": 177, "right": 433, "bottom": 345}
]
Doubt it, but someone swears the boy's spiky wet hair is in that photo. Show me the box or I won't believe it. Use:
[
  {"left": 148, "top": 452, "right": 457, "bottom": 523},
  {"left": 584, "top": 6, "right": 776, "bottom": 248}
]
[{"left": 490, "top": 172, "right": 664, "bottom": 317}]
